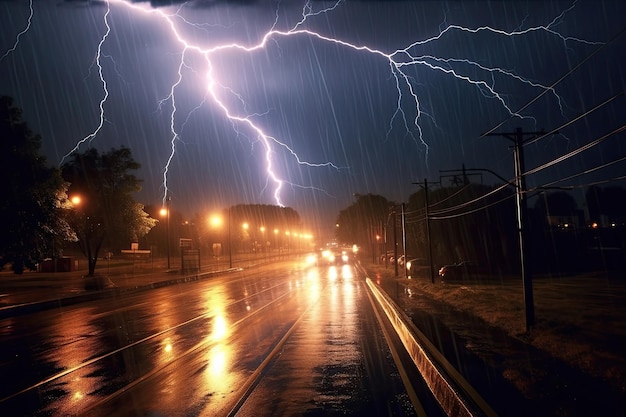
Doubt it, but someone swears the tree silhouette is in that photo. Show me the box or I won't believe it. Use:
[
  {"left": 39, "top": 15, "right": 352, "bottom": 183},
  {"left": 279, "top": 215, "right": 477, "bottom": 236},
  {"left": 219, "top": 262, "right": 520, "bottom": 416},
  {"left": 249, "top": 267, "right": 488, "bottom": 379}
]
[
  {"left": 0, "top": 96, "right": 71, "bottom": 274},
  {"left": 335, "top": 194, "right": 390, "bottom": 251},
  {"left": 61, "top": 147, "right": 156, "bottom": 276},
  {"left": 586, "top": 185, "right": 626, "bottom": 225}
]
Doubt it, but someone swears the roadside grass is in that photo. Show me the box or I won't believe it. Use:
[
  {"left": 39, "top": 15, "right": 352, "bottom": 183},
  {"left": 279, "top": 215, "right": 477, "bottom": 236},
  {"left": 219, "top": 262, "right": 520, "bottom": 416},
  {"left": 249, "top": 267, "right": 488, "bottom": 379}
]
[{"left": 369, "top": 264, "right": 626, "bottom": 398}]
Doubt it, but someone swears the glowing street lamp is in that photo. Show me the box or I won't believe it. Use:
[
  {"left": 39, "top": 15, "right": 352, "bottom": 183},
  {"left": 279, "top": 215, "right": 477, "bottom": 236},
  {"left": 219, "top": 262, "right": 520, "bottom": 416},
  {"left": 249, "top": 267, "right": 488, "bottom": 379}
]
[
  {"left": 242, "top": 223, "right": 249, "bottom": 253},
  {"left": 209, "top": 215, "right": 222, "bottom": 228}
]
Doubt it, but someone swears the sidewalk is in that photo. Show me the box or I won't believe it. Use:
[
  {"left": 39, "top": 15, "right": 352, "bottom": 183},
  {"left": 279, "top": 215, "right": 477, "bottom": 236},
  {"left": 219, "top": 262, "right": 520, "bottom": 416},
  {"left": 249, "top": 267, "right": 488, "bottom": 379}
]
[{"left": 0, "top": 257, "right": 236, "bottom": 318}]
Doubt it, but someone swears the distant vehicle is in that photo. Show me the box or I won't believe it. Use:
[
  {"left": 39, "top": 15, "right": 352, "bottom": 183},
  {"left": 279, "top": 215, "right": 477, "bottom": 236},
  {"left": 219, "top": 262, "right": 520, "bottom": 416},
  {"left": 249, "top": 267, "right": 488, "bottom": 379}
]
[
  {"left": 406, "top": 258, "right": 428, "bottom": 275},
  {"left": 438, "top": 261, "right": 482, "bottom": 280},
  {"left": 305, "top": 253, "right": 318, "bottom": 266},
  {"left": 320, "top": 250, "right": 336, "bottom": 265},
  {"left": 380, "top": 251, "right": 394, "bottom": 263}
]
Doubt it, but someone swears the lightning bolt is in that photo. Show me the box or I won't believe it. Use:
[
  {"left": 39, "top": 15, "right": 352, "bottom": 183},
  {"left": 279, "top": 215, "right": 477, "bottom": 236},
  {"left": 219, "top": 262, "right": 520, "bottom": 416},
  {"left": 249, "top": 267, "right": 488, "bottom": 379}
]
[
  {"left": 60, "top": 2, "right": 113, "bottom": 164},
  {"left": 42, "top": 0, "right": 601, "bottom": 208},
  {"left": 0, "top": 0, "right": 34, "bottom": 62}
]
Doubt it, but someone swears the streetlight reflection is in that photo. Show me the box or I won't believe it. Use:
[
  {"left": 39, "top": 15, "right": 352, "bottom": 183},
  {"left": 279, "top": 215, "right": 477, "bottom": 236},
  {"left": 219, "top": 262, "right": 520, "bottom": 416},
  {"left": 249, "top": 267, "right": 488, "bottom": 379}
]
[
  {"left": 211, "top": 314, "right": 229, "bottom": 341},
  {"left": 200, "top": 287, "right": 235, "bottom": 399}
]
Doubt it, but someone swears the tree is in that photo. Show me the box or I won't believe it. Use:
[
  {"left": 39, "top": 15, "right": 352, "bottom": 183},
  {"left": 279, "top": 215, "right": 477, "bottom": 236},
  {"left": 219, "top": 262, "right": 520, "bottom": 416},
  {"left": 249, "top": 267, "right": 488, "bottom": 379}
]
[
  {"left": 335, "top": 194, "right": 390, "bottom": 251},
  {"left": 61, "top": 147, "right": 156, "bottom": 276},
  {"left": 406, "top": 183, "right": 517, "bottom": 272},
  {"left": 586, "top": 185, "right": 626, "bottom": 225},
  {"left": 533, "top": 191, "right": 579, "bottom": 222},
  {"left": 0, "top": 96, "right": 72, "bottom": 274}
]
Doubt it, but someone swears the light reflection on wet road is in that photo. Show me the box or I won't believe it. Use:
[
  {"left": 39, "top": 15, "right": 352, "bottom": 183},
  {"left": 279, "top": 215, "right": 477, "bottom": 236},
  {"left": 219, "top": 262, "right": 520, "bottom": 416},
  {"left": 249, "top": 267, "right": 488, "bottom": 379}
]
[{"left": 0, "top": 259, "right": 418, "bottom": 416}]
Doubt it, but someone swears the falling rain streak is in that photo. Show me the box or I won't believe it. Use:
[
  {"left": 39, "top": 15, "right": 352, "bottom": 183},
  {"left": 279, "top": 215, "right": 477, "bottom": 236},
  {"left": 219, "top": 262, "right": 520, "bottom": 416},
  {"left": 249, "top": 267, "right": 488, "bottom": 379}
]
[{"left": 1, "top": 0, "right": 624, "bottom": 228}]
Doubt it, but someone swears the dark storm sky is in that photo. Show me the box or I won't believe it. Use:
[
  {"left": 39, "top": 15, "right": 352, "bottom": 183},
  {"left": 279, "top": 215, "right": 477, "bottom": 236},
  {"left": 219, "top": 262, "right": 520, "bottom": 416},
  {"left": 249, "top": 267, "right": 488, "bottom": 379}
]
[{"left": 1, "top": 0, "right": 625, "bottom": 236}]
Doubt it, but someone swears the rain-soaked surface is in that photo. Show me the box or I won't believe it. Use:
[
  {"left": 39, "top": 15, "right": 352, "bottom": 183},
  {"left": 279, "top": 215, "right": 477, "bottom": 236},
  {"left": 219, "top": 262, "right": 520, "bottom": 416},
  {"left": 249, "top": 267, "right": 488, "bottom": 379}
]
[
  {"left": 236, "top": 264, "right": 412, "bottom": 416},
  {"left": 0, "top": 261, "right": 421, "bottom": 416}
]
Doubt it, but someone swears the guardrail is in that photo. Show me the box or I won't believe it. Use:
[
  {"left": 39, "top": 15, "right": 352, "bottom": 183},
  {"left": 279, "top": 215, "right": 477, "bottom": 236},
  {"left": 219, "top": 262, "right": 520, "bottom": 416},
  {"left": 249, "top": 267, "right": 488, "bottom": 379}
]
[{"left": 363, "top": 273, "right": 498, "bottom": 417}]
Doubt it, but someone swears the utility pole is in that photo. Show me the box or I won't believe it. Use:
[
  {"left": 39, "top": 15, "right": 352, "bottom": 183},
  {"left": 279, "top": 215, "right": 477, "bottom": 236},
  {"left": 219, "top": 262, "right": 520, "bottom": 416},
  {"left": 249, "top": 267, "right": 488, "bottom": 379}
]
[
  {"left": 413, "top": 179, "right": 438, "bottom": 283},
  {"left": 384, "top": 206, "right": 394, "bottom": 269},
  {"left": 440, "top": 164, "right": 483, "bottom": 187},
  {"left": 400, "top": 203, "right": 408, "bottom": 278},
  {"left": 166, "top": 197, "right": 171, "bottom": 270},
  {"left": 228, "top": 206, "right": 233, "bottom": 268},
  {"left": 393, "top": 206, "right": 399, "bottom": 277},
  {"left": 484, "top": 127, "right": 543, "bottom": 331}
]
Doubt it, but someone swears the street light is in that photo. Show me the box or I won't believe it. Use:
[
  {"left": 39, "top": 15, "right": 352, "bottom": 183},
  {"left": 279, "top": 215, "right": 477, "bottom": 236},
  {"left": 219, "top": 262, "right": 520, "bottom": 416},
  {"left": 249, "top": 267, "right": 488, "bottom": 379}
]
[
  {"left": 228, "top": 208, "right": 232, "bottom": 268},
  {"left": 241, "top": 222, "right": 249, "bottom": 255},
  {"left": 215, "top": 208, "right": 234, "bottom": 269},
  {"left": 260, "top": 226, "right": 266, "bottom": 257},
  {"left": 209, "top": 214, "right": 224, "bottom": 270},
  {"left": 209, "top": 215, "right": 222, "bottom": 228},
  {"left": 159, "top": 197, "right": 171, "bottom": 270}
]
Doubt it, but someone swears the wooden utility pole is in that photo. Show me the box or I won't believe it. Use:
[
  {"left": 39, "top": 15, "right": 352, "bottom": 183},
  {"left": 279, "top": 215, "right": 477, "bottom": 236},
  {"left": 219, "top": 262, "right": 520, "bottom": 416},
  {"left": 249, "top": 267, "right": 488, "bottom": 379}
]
[
  {"left": 484, "top": 127, "right": 543, "bottom": 331},
  {"left": 393, "top": 206, "right": 399, "bottom": 277},
  {"left": 413, "top": 179, "right": 438, "bottom": 283}
]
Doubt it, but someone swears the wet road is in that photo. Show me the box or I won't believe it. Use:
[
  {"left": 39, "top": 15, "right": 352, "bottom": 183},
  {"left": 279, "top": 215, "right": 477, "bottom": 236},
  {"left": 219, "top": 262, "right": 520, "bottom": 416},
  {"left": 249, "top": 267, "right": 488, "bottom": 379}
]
[{"left": 0, "top": 259, "right": 427, "bottom": 416}]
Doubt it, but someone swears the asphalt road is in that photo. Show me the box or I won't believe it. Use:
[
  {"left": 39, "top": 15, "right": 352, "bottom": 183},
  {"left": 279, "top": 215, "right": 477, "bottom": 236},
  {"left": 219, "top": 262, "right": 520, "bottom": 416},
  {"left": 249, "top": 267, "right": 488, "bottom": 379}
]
[{"left": 0, "top": 259, "right": 437, "bottom": 416}]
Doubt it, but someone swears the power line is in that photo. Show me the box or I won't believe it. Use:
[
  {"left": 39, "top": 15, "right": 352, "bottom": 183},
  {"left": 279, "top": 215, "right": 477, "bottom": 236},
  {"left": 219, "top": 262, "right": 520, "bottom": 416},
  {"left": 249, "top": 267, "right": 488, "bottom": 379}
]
[
  {"left": 429, "top": 193, "right": 515, "bottom": 220},
  {"left": 524, "top": 124, "right": 626, "bottom": 177},
  {"left": 429, "top": 183, "right": 510, "bottom": 216},
  {"left": 522, "top": 89, "right": 626, "bottom": 148},
  {"left": 530, "top": 154, "right": 626, "bottom": 191},
  {"left": 483, "top": 25, "right": 626, "bottom": 137},
  {"left": 571, "top": 174, "right": 626, "bottom": 188},
  {"left": 428, "top": 183, "right": 474, "bottom": 209},
  {"left": 531, "top": 174, "right": 626, "bottom": 194}
]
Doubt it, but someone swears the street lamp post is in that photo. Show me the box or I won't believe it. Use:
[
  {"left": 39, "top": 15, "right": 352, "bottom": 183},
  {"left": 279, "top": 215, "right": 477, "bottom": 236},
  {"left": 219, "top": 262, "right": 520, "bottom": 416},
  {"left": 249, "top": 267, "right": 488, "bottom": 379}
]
[
  {"left": 228, "top": 208, "right": 232, "bottom": 268},
  {"left": 260, "top": 226, "right": 266, "bottom": 259},
  {"left": 160, "top": 197, "right": 171, "bottom": 270},
  {"left": 242, "top": 222, "right": 249, "bottom": 255},
  {"left": 209, "top": 214, "right": 224, "bottom": 271}
]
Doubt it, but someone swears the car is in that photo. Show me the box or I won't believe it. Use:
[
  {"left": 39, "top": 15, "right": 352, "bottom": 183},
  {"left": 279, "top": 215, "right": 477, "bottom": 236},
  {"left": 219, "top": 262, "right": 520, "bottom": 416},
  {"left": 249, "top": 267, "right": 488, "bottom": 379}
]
[
  {"left": 438, "top": 260, "right": 482, "bottom": 280},
  {"left": 305, "top": 253, "right": 319, "bottom": 266},
  {"left": 380, "top": 251, "right": 394, "bottom": 262},
  {"left": 320, "top": 249, "right": 336, "bottom": 265},
  {"left": 406, "top": 258, "right": 429, "bottom": 275}
]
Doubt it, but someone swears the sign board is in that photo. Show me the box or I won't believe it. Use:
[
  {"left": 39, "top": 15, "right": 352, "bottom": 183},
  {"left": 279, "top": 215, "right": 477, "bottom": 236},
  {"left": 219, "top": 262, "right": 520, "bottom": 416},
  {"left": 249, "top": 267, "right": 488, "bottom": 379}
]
[
  {"left": 181, "top": 249, "right": 200, "bottom": 273},
  {"left": 212, "top": 243, "right": 222, "bottom": 257}
]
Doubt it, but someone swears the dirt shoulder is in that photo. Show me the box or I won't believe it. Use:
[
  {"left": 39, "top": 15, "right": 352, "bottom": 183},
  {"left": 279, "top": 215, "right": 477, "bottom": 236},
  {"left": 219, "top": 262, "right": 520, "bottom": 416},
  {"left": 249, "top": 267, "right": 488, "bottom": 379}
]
[{"left": 367, "top": 263, "right": 626, "bottom": 413}]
